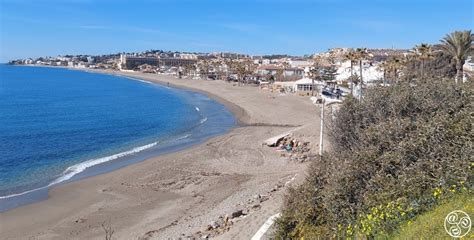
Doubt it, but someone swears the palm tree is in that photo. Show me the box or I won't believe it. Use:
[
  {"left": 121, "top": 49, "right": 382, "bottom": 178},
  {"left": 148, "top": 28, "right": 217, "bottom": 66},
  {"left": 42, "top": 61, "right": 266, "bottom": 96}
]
[
  {"left": 234, "top": 60, "right": 254, "bottom": 85},
  {"left": 276, "top": 68, "right": 284, "bottom": 82},
  {"left": 282, "top": 61, "right": 291, "bottom": 81},
  {"left": 198, "top": 60, "right": 210, "bottom": 79},
  {"left": 234, "top": 61, "right": 245, "bottom": 85},
  {"left": 183, "top": 64, "right": 195, "bottom": 77},
  {"left": 355, "top": 48, "right": 369, "bottom": 99},
  {"left": 413, "top": 43, "right": 435, "bottom": 81},
  {"left": 211, "top": 60, "right": 221, "bottom": 80},
  {"left": 311, "top": 55, "right": 323, "bottom": 96},
  {"left": 343, "top": 49, "right": 358, "bottom": 95},
  {"left": 309, "top": 68, "right": 321, "bottom": 96},
  {"left": 245, "top": 60, "right": 257, "bottom": 84},
  {"left": 377, "top": 60, "right": 390, "bottom": 86},
  {"left": 440, "top": 30, "right": 474, "bottom": 84},
  {"left": 225, "top": 59, "right": 234, "bottom": 81},
  {"left": 385, "top": 55, "right": 406, "bottom": 84}
]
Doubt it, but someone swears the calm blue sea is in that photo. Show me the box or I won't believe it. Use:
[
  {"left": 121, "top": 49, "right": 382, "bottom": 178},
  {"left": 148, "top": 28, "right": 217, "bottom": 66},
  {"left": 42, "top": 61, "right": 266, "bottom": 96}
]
[{"left": 0, "top": 65, "right": 235, "bottom": 211}]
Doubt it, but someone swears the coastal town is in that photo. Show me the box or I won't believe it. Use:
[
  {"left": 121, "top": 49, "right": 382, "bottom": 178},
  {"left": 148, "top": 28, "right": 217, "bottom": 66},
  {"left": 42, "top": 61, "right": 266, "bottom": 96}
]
[
  {"left": 10, "top": 46, "right": 474, "bottom": 100},
  {"left": 2, "top": 0, "right": 472, "bottom": 237},
  {"left": 5, "top": 31, "right": 472, "bottom": 239}
]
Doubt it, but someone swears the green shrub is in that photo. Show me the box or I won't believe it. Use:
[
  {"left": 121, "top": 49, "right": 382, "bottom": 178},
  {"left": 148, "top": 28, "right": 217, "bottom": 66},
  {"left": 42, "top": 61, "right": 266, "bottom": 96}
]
[{"left": 276, "top": 78, "right": 473, "bottom": 239}]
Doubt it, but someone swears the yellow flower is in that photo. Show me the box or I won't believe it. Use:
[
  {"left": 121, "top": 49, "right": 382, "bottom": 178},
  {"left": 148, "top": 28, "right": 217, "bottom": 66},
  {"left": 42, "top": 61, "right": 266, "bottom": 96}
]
[{"left": 433, "top": 188, "right": 442, "bottom": 198}]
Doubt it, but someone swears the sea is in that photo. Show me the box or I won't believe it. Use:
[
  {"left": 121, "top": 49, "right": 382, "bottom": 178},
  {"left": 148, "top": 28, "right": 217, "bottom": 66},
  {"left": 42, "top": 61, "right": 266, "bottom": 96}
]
[{"left": 0, "top": 64, "right": 235, "bottom": 211}]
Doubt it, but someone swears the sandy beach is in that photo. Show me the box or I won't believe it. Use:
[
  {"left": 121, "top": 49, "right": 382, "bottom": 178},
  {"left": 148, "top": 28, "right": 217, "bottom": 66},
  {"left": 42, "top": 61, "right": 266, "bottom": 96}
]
[{"left": 0, "top": 70, "right": 322, "bottom": 239}]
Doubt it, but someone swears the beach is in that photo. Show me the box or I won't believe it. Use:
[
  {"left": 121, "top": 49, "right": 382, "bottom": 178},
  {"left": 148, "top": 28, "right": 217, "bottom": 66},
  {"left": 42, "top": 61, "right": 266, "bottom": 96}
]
[{"left": 0, "top": 70, "right": 321, "bottom": 239}]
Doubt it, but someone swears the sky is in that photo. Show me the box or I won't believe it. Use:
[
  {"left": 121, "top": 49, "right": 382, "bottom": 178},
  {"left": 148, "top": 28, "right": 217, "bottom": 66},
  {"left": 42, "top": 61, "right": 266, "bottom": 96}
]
[{"left": 0, "top": 0, "right": 472, "bottom": 62}]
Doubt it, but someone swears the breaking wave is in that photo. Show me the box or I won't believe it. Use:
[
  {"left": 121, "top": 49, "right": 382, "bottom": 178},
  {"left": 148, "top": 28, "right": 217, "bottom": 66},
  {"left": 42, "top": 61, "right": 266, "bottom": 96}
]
[{"left": 0, "top": 142, "right": 158, "bottom": 200}]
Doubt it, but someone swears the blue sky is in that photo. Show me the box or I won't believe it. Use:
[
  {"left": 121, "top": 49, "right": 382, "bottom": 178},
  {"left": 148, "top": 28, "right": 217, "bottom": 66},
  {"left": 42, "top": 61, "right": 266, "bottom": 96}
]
[{"left": 0, "top": 0, "right": 472, "bottom": 62}]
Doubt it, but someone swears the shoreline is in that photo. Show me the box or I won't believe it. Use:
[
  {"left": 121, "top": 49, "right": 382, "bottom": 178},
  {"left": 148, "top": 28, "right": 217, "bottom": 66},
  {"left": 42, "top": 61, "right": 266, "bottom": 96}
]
[
  {"left": 90, "top": 69, "right": 251, "bottom": 126},
  {"left": 0, "top": 66, "right": 236, "bottom": 212},
  {"left": 0, "top": 67, "right": 322, "bottom": 239},
  {"left": 12, "top": 64, "right": 251, "bottom": 125}
]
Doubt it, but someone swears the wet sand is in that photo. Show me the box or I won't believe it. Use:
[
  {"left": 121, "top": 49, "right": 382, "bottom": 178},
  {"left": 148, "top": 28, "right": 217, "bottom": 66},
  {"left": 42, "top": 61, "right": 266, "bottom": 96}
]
[{"left": 0, "top": 70, "right": 322, "bottom": 239}]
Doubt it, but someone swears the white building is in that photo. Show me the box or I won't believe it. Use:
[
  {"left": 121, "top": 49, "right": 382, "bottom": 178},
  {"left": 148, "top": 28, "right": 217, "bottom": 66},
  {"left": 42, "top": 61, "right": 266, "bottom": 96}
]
[
  {"left": 463, "top": 57, "right": 474, "bottom": 71},
  {"left": 180, "top": 53, "right": 198, "bottom": 59},
  {"left": 336, "top": 60, "right": 383, "bottom": 83},
  {"left": 256, "top": 65, "right": 304, "bottom": 78},
  {"left": 294, "top": 78, "right": 324, "bottom": 92},
  {"left": 289, "top": 60, "right": 313, "bottom": 68},
  {"left": 253, "top": 59, "right": 271, "bottom": 65}
]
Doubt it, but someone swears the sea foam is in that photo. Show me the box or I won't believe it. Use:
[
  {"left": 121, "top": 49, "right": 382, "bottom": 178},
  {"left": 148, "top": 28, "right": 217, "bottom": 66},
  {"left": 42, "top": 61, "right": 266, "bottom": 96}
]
[{"left": 0, "top": 142, "right": 158, "bottom": 199}]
